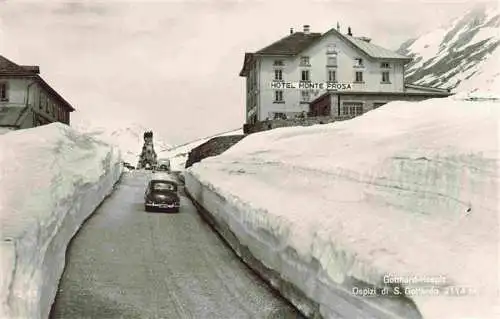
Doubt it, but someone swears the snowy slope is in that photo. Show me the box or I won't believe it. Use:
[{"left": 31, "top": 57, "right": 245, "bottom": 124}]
[
  {"left": 398, "top": 3, "right": 499, "bottom": 94},
  {"left": 73, "top": 121, "right": 171, "bottom": 166},
  {"left": 186, "top": 97, "right": 499, "bottom": 319},
  {"left": 158, "top": 128, "right": 243, "bottom": 171},
  {"left": 0, "top": 123, "right": 122, "bottom": 319}
]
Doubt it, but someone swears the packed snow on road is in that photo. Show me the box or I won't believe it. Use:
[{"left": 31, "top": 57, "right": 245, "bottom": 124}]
[
  {"left": 0, "top": 123, "right": 122, "bottom": 319},
  {"left": 185, "top": 96, "right": 499, "bottom": 319}
]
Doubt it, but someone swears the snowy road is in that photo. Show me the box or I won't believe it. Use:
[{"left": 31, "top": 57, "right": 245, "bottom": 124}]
[{"left": 49, "top": 170, "right": 304, "bottom": 319}]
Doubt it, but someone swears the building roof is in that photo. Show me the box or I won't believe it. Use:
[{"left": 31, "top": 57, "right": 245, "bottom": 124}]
[
  {"left": 239, "top": 27, "right": 412, "bottom": 76},
  {"left": 341, "top": 33, "right": 411, "bottom": 61},
  {"left": 0, "top": 55, "right": 39, "bottom": 75},
  {"left": 255, "top": 32, "right": 323, "bottom": 56},
  {"left": 309, "top": 84, "right": 452, "bottom": 104},
  {"left": 404, "top": 83, "right": 451, "bottom": 93},
  {"left": 0, "top": 55, "right": 75, "bottom": 112},
  {"left": 239, "top": 52, "right": 255, "bottom": 77}
]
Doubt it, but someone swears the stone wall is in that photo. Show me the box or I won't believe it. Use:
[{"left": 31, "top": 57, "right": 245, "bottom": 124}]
[
  {"left": 243, "top": 115, "right": 354, "bottom": 134},
  {"left": 185, "top": 135, "right": 247, "bottom": 169}
]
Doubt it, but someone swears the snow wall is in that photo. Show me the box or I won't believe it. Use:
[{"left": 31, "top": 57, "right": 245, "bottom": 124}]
[
  {"left": 0, "top": 123, "right": 123, "bottom": 319},
  {"left": 183, "top": 97, "right": 499, "bottom": 319},
  {"left": 184, "top": 173, "right": 423, "bottom": 318}
]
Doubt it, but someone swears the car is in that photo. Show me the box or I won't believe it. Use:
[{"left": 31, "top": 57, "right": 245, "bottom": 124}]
[
  {"left": 156, "top": 159, "right": 171, "bottom": 172},
  {"left": 144, "top": 175, "right": 180, "bottom": 213}
]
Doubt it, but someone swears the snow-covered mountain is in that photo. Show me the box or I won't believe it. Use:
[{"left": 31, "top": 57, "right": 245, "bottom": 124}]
[
  {"left": 73, "top": 121, "right": 171, "bottom": 165},
  {"left": 398, "top": 3, "right": 499, "bottom": 95}
]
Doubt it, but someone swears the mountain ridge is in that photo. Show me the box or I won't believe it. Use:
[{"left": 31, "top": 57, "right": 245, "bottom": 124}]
[{"left": 398, "top": 2, "right": 499, "bottom": 94}]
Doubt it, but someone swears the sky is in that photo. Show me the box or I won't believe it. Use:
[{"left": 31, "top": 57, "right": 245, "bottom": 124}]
[{"left": 0, "top": 0, "right": 493, "bottom": 145}]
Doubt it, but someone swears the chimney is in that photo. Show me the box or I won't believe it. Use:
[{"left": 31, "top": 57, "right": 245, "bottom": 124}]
[
  {"left": 337, "top": 22, "right": 340, "bottom": 32},
  {"left": 303, "top": 24, "right": 310, "bottom": 34},
  {"left": 347, "top": 26, "right": 352, "bottom": 36},
  {"left": 290, "top": 27, "right": 294, "bottom": 34}
]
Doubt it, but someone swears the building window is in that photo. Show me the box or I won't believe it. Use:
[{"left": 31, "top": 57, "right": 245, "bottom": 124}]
[
  {"left": 354, "top": 58, "right": 364, "bottom": 67},
  {"left": 300, "top": 56, "right": 310, "bottom": 66},
  {"left": 0, "top": 82, "right": 8, "bottom": 101},
  {"left": 382, "top": 71, "right": 390, "bottom": 83},
  {"left": 380, "top": 62, "right": 390, "bottom": 69},
  {"left": 274, "top": 69, "right": 283, "bottom": 81},
  {"left": 301, "top": 70, "right": 310, "bottom": 81},
  {"left": 273, "top": 112, "right": 286, "bottom": 120},
  {"left": 273, "top": 60, "right": 284, "bottom": 66},
  {"left": 301, "top": 90, "right": 310, "bottom": 102},
  {"left": 274, "top": 90, "right": 283, "bottom": 102},
  {"left": 45, "top": 97, "right": 49, "bottom": 113},
  {"left": 327, "top": 70, "right": 336, "bottom": 82},
  {"left": 342, "top": 102, "right": 364, "bottom": 116},
  {"left": 355, "top": 71, "right": 363, "bottom": 82},
  {"left": 327, "top": 56, "right": 337, "bottom": 67},
  {"left": 326, "top": 44, "right": 337, "bottom": 54}
]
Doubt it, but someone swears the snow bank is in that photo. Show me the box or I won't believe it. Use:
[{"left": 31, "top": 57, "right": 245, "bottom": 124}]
[
  {"left": 185, "top": 97, "right": 500, "bottom": 319},
  {"left": 0, "top": 123, "right": 122, "bottom": 319}
]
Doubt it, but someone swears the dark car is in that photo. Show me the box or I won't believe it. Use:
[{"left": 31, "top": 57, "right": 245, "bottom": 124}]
[
  {"left": 144, "top": 178, "right": 180, "bottom": 213},
  {"left": 156, "top": 159, "right": 171, "bottom": 172}
]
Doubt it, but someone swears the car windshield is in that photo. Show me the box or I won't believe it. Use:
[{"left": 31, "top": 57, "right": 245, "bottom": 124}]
[{"left": 152, "top": 182, "right": 175, "bottom": 191}]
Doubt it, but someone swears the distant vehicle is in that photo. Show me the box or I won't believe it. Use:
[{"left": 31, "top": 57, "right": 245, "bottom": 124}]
[
  {"left": 144, "top": 174, "right": 180, "bottom": 213},
  {"left": 156, "top": 158, "right": 171, "bottom": 172}
]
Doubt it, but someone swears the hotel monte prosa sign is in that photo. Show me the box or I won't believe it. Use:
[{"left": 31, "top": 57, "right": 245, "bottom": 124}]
[{"left": 270, "top": 81, "right": 352, "bottom": 91}]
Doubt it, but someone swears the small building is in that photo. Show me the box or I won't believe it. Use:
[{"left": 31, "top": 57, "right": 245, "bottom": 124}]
[
  {"left": 0, "top": 55, "right": 75, "bottom": 132},
  {"left": 239, "top": 24, "right": 452, "bottom": 124},
  {"left": 309, "top": 83, "right": 450, "bottom": 118}
]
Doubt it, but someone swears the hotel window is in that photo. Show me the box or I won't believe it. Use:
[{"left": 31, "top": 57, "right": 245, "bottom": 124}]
[
  {"left": 380, "top": 62, "right": 390, "bottom": 68},
  {"left": 45, "top": 97, "right": 49, "bottom": 113},
  {"left": 327, "top": 56, "right": 337, "bottom": 67},
  {"left": 354, "top": 58, "right": 363, "bottom": 67},
  {"left": 326, "top": 44, "right": 337, "bottom": 54},
  {"left": 274, "top": 90, "right": 283, "bottom": 102},
  {"left": 0, "top": 82, "right": 8, "bottom": 101},
  {"left": 355, "top": 71, "right": 363, "bottom": 82},
  {"left": 273, "top": 60, "right": 284, "bottom": 66},
  {"left": 274, "top": 69, "right": 283, "bottom": 81},
  {"left": 300, "top": 56, "right": 310, "bottom": 66},
  {"left": 342, "top": 102, "right": 363, "bottom": 116},
  {"left": 301, "top": 90, "right": 310, "bottom": 102},
  {"left": 301, "top": 70, "right": 310, "bottom": 81},
  {"left": 382, "top": 71, "right": 390, "bottom": 83},
  {"left": 327, "top": 70, "right": 336, "bottom": 82},
  {"left": 273, "top": 112, "right": 286, "bottom": 120}
]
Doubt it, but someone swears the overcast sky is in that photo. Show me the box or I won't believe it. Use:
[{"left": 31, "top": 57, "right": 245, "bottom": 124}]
[{"left": 0, "top": 0, "right": 492, "bottom": 145}]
